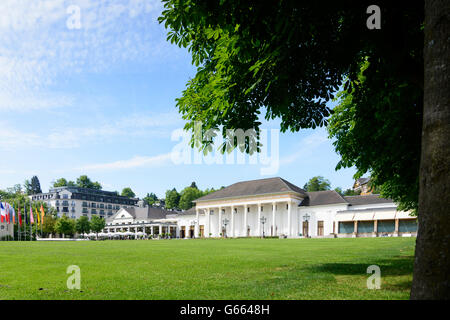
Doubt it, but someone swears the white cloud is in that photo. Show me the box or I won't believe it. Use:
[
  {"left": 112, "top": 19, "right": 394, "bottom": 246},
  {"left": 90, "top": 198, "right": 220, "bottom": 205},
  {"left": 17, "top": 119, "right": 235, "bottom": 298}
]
[
  {"left": 279, "top": 130, "right": 329, "bottom": 166},
  {"left": 78, "top": 152, "right": 173, "bottom": 171},
  {"left": 0, "top": 0, "right": 168, "bottom": 111},
  {"left": 0, "top": 111, "right": 183, "bottom": 150}
]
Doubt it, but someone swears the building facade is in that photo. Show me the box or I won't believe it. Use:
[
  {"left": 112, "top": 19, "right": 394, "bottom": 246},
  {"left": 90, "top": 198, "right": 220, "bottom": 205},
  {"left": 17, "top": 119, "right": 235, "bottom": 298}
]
[
  {"left": 103, "top": 205, "right": 178, "bottom": 237},
  {"left": 30, "top": 186, "right": 139, "bottom": 220},
  {"left": 0, "top": 222, "right": 13, "bottom": 239},
  {"left": 175, "top": 177, "right": 417, "bottom": 239}
]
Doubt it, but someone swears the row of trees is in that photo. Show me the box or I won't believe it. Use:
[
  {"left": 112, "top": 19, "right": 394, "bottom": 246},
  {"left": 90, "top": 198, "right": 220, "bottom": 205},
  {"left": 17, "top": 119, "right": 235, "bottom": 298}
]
[
  {"left": 0, "top": 175, "right": 138, "bottom": 200},
  {"left": 52, "top": 175, "right": 102, "bottom": 190},
  {"left": 14, "top": 215, "right": 106, "bottom": 239},
  {"left": 165, "top": 182, "right": 220, "bottom": 210},
  {"left": 302, "top": 176, "right": 368, "bottom": 196},
  {"left": 53, "top": 176, "right": 137, "bottom": 198}
]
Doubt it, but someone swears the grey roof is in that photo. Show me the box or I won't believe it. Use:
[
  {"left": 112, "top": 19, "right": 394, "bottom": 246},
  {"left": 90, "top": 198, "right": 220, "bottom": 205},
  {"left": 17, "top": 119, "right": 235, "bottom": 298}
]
[
  {"left": 194, "top": 177, "right": 307, "bottom": 202},
  {"left": 177, "top": 207, "right": 196, "bottom": 216},
  {"left": 301, "top": 190, "right": 347, "bottom": 206},
  {"left": 343, "top": 194, "right": 393, "bottom": 206},
  {"left": 107, "top": 206, "right": 175, "bottom": 222}
]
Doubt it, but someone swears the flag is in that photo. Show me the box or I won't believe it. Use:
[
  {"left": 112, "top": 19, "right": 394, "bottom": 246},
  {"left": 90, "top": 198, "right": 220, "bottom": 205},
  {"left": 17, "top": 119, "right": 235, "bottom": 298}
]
[
  {"left": 36, "top": 206, "right": 40, "bottom": 225},
  {"left": 30, "top": 205, "right": 34, "bottom": 224},
  {"left": 40, "top": 204, "right": 45, "bottom": 225},
  {"left": 18, "top": 207, "right": 22, "bottom": 227},
  {"left": 6, "top": 203, "right": 11, "bottom": 224},
  {"left": 0, "top": 202, "right": 5, "bottom": 223},
  {"left": 12, "top": 204, "right": 16, "bottom": 225}
]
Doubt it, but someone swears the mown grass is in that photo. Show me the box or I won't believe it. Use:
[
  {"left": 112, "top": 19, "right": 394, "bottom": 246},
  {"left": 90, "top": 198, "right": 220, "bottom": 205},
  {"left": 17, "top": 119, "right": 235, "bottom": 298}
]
[{"left": 0, "top": 237, "right": 415, "bottom": 300}]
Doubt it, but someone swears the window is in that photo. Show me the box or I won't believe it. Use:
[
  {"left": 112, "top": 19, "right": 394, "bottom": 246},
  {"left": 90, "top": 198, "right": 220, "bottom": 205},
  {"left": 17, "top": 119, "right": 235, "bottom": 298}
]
[
  {"left": 358, "top": 221, "right": 374, "bottom": 233},
  {"left": 317, "top": 221, "right": 324, "bottom": 236},
  {"left": 63, "top": 194, "right": 68, "bottom": 199},
  {"left": 338, "top": 222, "right": 354, "bottom": 234},
  {"left": 378, "top": 220, "right": 395, "bottom": 233},
  {"left": 399, "top": 219, "right": 418, "bottom": 232},
  {"left": 91, "top": 203, "right": 96, "bottom": 208}
]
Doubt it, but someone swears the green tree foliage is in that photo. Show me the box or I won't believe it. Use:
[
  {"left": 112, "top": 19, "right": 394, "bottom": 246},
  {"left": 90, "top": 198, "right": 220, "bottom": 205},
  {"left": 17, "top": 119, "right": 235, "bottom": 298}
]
[
  {"left": 343, "top": 189, "right": 361, "bottom": 196},
  {"left": 179, "top": 187, "right": 204, "bottom": 210},
  {"left": 334, "top": 187, "right": 343, "bottom": 196},
  {"left": 23, "top": 179, "right": 32, "bottom": 195},
  {"left": 76, "top": 175, "right": 102, "bottom": 190},
  {"left": 121, "top": 187, "right": 136, "bottom": 198},
  {"left": 328, "top": 62, "right": 420, "bottom": 211},
  {"left": 190, "top": 182, "right": 198, "bottom": 189},
  {"left": 303, "top": 176, "right": 331, "bottom": 192},
  {"left": 42, "top": 215, "right": 57, "bottom": 235},
  {"left": 75, "top": 216, "right": 91, "bottom": 235},
  {"left": 90, "top": 216, "right": 105, "bottom": 237},
  {"left": 54, "top": 215, "right": 75, "bottom": 237},
  {"left": 52, "top": 178, "right": 76, "bottom": 188},
  {"left": 30, "top": 176, "right": 42, "bottom": 194},
  {"left": 158, "top": 1, "right": 423, "bottom": 211},
  {"left": 144, "top": 192, "right": 158, "bottom": 206},
  {"left": 165, "top": 188, "right": 181, "bottom": 209}
]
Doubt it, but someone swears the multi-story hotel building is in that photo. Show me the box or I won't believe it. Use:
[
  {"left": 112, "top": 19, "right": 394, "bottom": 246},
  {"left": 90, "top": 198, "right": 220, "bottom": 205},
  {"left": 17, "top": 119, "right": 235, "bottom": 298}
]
[{"left": 30, "top": 186, "right": 139, "bottom": 220}]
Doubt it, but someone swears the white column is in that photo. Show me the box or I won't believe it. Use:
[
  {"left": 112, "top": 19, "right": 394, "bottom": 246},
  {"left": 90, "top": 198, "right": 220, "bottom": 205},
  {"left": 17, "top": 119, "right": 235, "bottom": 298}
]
[
  {"left": 195, "top": 208, "right": 199, "bottom": 238},
  {"left": 218, "top": 207, "right": 222, "bottom": 237},
  {"left": 231, "top": 205, "right": 235, "bottom": 238},
  {"left": 257, "top": 204, "right": 262, "bottom": 237},
  {"left": 272, "top": 202, "right": 276, "bottom": 236},
  {"left": 287, "top": 201, "right": 292, "bottom": 237},
  {"left": 159, "top": 225, "right": 162, "bottom": 235},
  {"left": 244, "top": 204, "right": 248, "bottom": 237},
  {"left": 207, "top": 208, "right": 211, "bottom": 238}
]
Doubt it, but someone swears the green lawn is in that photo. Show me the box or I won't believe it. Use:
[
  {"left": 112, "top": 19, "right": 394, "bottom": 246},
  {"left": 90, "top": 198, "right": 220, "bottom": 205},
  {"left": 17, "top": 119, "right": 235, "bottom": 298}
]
[{"left": 0, "top": 237, "right": 415, "bottom": 300}]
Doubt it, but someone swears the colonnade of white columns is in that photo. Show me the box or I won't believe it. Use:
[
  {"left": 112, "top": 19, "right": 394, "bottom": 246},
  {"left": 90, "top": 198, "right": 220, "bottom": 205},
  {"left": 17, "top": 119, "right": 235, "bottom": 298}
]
[{"left": 195, "top": 199, "right": 298, "bottom": 238}]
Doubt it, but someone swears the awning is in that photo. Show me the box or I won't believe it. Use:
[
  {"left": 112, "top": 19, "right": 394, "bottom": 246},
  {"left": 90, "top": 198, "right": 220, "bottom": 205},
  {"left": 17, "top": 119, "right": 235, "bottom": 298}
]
[
  {"left": 353, "top": 212, "right": 376, "bottom": 221},
  {"left": 373, "top": 210, "right": 397, "bottom": 220},
  {"left": 335, "top": 212, "right": 355, "bottom": 221}
]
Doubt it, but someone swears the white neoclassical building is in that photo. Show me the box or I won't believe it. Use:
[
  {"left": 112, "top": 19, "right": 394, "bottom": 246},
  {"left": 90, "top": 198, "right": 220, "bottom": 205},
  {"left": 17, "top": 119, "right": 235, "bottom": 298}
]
[
  {"left": 175, "top": 177, "right": 417, "bottom": 239},
  {"left": 103, "top": 206, "right": 178, "bottom": 237}
]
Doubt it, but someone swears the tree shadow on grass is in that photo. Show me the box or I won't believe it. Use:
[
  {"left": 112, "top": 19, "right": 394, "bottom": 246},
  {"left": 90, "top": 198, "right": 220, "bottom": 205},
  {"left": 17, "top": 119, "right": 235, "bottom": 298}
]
[{"left": 306, "top": 255, "right": 414, "bottom": 277}]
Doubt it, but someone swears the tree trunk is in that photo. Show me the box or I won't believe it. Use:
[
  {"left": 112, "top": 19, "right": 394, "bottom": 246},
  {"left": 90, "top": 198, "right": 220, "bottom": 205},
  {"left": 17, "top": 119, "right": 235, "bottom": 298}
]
[{"left": 411, "top": 0, "right": 450, "bottom": 299}]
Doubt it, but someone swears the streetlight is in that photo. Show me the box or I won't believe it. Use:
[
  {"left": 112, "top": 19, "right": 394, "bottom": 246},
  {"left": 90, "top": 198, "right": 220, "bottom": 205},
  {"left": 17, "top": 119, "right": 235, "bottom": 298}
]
[
  {"left": 260, "top": 216, "right": 267, "bottom": 238},
  {"left": 190, "top": 220, "right": 196, "bottom": 238},
  {"left": 222, "top": 218, "right": 229, "bottom": 238}
]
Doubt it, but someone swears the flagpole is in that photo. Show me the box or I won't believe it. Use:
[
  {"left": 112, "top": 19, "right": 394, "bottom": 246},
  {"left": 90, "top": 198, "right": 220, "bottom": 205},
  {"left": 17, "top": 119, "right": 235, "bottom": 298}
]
[
  {"left": 40, "top": 206, "right": 43, "bottom": 238},
  {"left": 17, "top": 201, "right": 22, "bottom": 241},
  {"left": 12, "top": 202, "right": 14, "bottom": 241},
  {"left": 29, "top": 202, "right": 32, "bottom": 241}
]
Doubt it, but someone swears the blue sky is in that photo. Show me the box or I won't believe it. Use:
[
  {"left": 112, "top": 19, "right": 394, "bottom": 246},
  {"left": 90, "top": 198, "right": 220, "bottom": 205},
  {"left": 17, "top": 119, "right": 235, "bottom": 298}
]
[{"left": 0, "top": 0, "right": 357, "bottom": 198}]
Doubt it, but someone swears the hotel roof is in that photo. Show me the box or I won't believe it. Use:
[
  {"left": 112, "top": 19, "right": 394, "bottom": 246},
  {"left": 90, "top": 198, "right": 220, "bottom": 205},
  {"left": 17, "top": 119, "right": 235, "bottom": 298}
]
[
  {"left": 194, "top": 177, "right": 308, "bottom": 202},
  {"left": 343, "top": 194, "right": 393, "bottom": 206}
]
